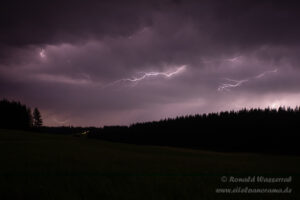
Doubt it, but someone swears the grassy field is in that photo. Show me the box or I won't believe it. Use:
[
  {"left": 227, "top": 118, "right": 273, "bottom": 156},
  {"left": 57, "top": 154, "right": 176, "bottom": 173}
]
[{"left": 0, "top": 129, "right": 299, "bottom": 199}]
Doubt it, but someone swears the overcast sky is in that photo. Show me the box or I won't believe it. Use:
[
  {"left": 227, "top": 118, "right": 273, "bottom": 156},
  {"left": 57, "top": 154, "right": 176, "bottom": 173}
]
[{"left": 1, "top": 0, "right": 300, "bottom": 126}]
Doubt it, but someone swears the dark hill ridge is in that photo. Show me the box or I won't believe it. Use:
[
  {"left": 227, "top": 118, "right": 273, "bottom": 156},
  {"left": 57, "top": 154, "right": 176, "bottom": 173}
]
[{"left": 88, "top": 107, "right": 300, "bottom": 155}]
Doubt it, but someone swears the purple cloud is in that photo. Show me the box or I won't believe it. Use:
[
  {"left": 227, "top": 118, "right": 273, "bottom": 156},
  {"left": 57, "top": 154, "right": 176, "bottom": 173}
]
[{"left": 1, "top": 0, "right": 300, "bottom": 126}]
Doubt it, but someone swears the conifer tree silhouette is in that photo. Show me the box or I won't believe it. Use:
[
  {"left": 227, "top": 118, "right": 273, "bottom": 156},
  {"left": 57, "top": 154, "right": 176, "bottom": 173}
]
[{"left": 33, "top": 108, "right": 43, "bottom": 127}]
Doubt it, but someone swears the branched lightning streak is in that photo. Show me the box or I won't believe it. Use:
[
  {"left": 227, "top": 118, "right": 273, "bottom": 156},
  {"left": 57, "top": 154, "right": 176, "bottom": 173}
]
[
  {"left": 255, "top": 69, "right": 278, "bottom": 79},
  {"left": 123, "top": 65, "right": 186, "bottom": 82},
  {"left": 218, "top": 79, "right": 249, "bottom": 91},
  {"left": 109, "top": 65, "right": 186, "bottom": 86},
  {"left": 218, "top": 68, "right": 278, "bottom": 91}
]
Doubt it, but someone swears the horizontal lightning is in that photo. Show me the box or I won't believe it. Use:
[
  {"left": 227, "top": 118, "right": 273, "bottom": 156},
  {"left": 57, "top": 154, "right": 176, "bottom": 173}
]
[
  {"left": 218, "top": 68, "right": 278, "bottom": 92},
  {"left": 108, "top": 65, "right": 187, "bottom": 87},
  {"left": 123, "top": 65, "right": 186, "bottom": 82},
  {"left": 53, "top": 117, "right": 69, "bottom": 125},
  {"left": 218, "top": 79, "right": 249, "bottom": 91},
  {"left": 255, "top": 69, "right": 278, "bottom": 79}
]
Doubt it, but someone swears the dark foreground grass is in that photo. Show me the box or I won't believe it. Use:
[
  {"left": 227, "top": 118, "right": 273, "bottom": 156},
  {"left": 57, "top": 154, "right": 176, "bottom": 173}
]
[{"left": 0, "top": 129, "right": 299, "bottom": 199}]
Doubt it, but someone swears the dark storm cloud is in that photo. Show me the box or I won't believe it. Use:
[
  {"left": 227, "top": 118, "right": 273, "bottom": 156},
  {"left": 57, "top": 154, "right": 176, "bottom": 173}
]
[
  {"left": 1, "top": 0, "right": 300, "bottom": 48},
  {"left": 1, "top": 0, "right": 300, "bottom": 126},
  {"left": 1, "top": 0, "right": 300, "bottom": 66},
  {"left": 0, "top": 0, "right": 155, "bottom": 46}
]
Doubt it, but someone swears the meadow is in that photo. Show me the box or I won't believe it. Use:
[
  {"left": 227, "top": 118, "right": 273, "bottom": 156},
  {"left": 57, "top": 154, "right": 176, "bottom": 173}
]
[{"left": 0, "top": 129, "right": 299, "bottom": 199}]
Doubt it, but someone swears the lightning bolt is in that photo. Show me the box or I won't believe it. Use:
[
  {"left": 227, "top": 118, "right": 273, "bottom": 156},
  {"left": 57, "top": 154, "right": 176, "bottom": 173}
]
[
  {"left": 255, "top": 69, "right": 278, "bottom": 79},
  {"left": 53, "top": 117, "right": 69, "bottom": 125},
  {"left": 108, "top": 65, "right": 187, "bottom": 87},
  {"left": 218, "top": 68, "right": 278, "bottom": 92},
  {"left": 124, "top": 65, "right": 186, "bottom": 82},
  {"left": 218, "top": 78, "right": 249, "bottom": 91}
]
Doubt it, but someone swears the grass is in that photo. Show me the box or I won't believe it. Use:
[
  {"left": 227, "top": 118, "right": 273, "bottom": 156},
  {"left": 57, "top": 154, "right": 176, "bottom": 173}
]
[{"left": 0, "top": 129, "right": 299, "bottom": 199}]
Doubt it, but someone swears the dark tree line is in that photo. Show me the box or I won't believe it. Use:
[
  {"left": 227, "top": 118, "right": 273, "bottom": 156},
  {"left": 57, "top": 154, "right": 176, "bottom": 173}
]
[
  {"left": 2, "top": 98, "right": 299, "bottom": 154},
  {"left": 0, "top": 99, "right": 42, "bottom": 129},
  {"left": 88, "top": 107, "right": 300, "bottom": 155}
]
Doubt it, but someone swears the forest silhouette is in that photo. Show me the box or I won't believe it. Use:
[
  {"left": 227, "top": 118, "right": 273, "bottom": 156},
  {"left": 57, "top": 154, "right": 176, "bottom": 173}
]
[
  {"left": 87, "top": 107, "right": 300, "bottom": 155},
  {"left": 0, "top": 99, "right": 42, "bottom": 129},
  {"left": 1, "top": 98, "right": 299, "bottom": 154}
]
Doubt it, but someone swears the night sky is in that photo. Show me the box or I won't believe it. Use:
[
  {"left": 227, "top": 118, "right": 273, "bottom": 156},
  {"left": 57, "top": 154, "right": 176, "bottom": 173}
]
[{"left": 1, "top": 0, "right": 300, "bottom": 126}]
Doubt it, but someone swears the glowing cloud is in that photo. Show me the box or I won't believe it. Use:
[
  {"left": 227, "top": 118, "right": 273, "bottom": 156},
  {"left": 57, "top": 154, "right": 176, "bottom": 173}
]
[
  {"left": 39, "top": 49, "right": 46, "bottom": 58},
  {"left": 226, "top": 56, "right": 242, "bottom": 63}
]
